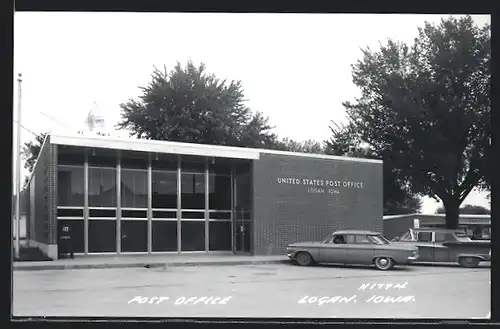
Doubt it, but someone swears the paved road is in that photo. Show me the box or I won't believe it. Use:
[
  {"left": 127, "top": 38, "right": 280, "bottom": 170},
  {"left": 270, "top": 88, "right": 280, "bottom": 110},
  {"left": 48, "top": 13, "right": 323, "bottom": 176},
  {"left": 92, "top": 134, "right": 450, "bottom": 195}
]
[{"left": 13, "top": 263, "right": 490, "bottom": 319}]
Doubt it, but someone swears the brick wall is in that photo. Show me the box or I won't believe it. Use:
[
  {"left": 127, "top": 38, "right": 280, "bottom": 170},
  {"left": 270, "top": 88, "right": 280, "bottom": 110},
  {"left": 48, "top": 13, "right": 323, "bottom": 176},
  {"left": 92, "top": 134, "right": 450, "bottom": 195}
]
[
  {"left": 252, "top": 152, "right": 383, "bottom": 255},
  {"left": 31, "top": 136, "right": 58, "bottom": 244}
]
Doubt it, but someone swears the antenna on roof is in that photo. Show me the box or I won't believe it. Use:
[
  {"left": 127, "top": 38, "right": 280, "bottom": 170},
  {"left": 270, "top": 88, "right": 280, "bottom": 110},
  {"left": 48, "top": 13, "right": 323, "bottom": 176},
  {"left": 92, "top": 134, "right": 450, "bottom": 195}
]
[{"left": 84, "top": 102, "right": 106, "bottom": 135}]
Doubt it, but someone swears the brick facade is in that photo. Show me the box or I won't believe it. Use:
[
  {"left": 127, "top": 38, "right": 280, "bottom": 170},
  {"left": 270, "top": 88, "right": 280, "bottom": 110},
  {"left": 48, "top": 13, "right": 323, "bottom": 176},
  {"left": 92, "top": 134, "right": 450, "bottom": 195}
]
[
  {"left": 251, "top": 152, "right": 383, "bottom": 255},
  {"left": 30, "top": 136, "right": 58, "bottom": 244}
]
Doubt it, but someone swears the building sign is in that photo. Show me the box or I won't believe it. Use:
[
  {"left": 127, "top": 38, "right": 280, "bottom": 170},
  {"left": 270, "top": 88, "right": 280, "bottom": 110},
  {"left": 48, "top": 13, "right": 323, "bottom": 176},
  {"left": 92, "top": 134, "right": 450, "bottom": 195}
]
[
  {"left": 413, "top": 219, "right": 420, "bottom": 229},
  {"left": 276, "top": 177, "right": 364, "bottom": 195}
]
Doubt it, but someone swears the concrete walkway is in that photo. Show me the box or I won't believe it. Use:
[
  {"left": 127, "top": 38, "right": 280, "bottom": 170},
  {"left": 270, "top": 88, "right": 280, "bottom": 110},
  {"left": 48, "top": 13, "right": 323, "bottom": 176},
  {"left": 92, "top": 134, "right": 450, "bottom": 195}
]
[{"left": 13, "top": 254, "right": 289, "bottom": 271}]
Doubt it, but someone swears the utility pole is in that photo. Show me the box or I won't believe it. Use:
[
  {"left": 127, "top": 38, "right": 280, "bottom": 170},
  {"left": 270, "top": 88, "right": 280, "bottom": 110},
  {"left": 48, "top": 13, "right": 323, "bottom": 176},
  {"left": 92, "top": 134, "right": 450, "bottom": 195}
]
[{"left": 14, "top": 73, "right": 22, "bottom": 259}]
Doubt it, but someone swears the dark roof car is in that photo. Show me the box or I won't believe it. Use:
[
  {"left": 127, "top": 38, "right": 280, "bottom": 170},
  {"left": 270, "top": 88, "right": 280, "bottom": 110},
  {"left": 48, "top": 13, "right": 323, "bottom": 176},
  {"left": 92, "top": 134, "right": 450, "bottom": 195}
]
[{"left": 392, "top": 227, "right": 491, "bottom": 267}]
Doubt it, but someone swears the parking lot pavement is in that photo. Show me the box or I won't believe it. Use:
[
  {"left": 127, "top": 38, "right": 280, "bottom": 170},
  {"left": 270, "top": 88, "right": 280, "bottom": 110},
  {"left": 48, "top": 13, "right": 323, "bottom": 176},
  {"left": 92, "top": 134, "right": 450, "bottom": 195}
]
[{"left": 13, "top": 263, "right": 490, "bottom": 319}]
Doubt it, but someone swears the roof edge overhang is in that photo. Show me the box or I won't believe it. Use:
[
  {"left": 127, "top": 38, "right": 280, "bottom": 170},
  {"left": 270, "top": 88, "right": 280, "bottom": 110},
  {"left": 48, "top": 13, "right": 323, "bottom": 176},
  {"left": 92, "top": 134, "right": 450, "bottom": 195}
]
[
  {"left": 50, "top": 134, "right": 261, "bottom": 160},
  {"left": 259, "top": 149, "right": 383, "bottom": 164},
  {"left": 49, "top": 133, "right": 382, "bottom": 164}
]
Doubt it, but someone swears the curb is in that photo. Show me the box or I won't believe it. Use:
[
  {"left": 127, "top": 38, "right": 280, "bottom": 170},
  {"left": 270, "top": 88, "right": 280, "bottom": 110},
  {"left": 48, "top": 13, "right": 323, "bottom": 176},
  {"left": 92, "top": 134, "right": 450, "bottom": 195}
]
[{"left": 14, "top": 259, "right": 289, "bottom": 271}]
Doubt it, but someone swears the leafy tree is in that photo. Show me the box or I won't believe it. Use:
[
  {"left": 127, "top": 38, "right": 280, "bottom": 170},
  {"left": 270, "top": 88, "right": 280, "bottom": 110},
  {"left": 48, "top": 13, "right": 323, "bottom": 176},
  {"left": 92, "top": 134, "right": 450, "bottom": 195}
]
[
  {"left": 436, "top": 204, "right": 490, "bottom": 215},
  {"left": 118, "top": 61, "right": 277, "bottom": 148},
  {"left": 325, "top": 122, "right": 422, "bottom": 215},
  {"left": 273, "top": 137, "right": 325, "bottom": 154},
  {"left": 340, "top": 16, "right": 490, "bottom": 228},
  {"left": 21, "top": 132, "right": 47, "bottom": 187}
]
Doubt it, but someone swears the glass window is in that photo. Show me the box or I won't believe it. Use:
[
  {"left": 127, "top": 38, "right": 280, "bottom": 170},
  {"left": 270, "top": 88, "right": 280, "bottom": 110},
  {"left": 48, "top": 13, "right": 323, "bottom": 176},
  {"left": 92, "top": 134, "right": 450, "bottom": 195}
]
[
  {"left": 181, "top": 173, "right": 205, "bottom": 209},
  {"left": 345, "top": 235, "right": 355, "bottom": 244},
  {"left": 181, "top": 158, "right": 205, "bottom": 173},
  {"left": 209, "top": 162, "right": 231, "bottom": 175},
  {"left": 57, "top": 166, "right": 84, "bottom": 206},
  {"left": 209, "top": 174, "right": 231, "bottom": 210},
  {"left": 88, "top": 167, "right": 117, "bottom": 207},
  {"left": 151, "top": 154, "right": 177, "bottom": 171},
  {"left": 417, "top": 232, "right": 433, "bottom": 242},
  {"left": 368, "top": 235, "right": 390, "bottom": 245},
  {"left": 120, "top": 151, "right": 148, "bottom": 169},
  {"left": 355, "top": 235, "right": 372, "bottom": 244},
  {"left": 399, "top": 232, "right": 412, "bottom": 241},
  {"left": 88, "top": 154, "right": 117, "bottom": 167},
  {"left": 209, "top": 221, "right": 231, "bottom": 251},
  {"left": 181, "top": 221, "right": 205, "bottom": 251},
  {"left": 332, "top": 235, "right": 346, "bottom": 244},
  {"left": 234, "top": 172, "right": 251, "bottom": 211},
  {"left": 152, "top": 221, "right": 177, "bottom": 251},
  {"left": 152, "top": 171, "right": 177, "bottom": 209},
  {"left": 121, "top": 169, "right": 147, "bottom": 208},
  {"left": 121, "top": 220, "right": 147, "bottom": 252},
  {"left": 88, "top": 220, "right": 116, "bottom": 252},
  {"left": 435, "top": 232, "right": 454, "bottom": 242}
]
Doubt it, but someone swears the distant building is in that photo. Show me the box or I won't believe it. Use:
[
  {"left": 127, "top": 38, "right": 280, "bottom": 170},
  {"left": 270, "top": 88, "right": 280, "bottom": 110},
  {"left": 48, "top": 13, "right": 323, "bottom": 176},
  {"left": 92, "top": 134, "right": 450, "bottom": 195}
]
[{"left": 383, "top": 213, "right": 491, "bottom": 240}]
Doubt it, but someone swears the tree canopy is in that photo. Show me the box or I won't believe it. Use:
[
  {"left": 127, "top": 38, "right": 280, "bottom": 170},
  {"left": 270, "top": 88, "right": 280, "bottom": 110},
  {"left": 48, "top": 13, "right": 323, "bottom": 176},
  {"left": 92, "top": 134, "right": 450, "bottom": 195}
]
[
  {"left": 338, "top": 16, "right": 490, "bottom": 228},
  {"left": 21, "top": 132, "right": 47, "bottom": 187},
  {"left": 273, "top": 138, "right": 325, "bottom": 154},
  {"left": 436, "top": 204, "right": 490, "bottom": 215},
  {"left": 325, "top": 122, "right": 422, "bottom": 215},
  {"left": 118, "top": 61, "right": 277, "bottom": 148}
]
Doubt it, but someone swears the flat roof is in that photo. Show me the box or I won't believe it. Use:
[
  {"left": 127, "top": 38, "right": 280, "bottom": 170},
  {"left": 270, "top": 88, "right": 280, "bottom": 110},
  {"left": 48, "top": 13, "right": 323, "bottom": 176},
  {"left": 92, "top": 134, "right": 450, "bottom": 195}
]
[
  {"left": 51, "top": 134, "right": 260, "bottom": 160},
  {"left": 383, "top": 214, "right": 490, "bottom": 220},
  {"left": 411, "top": 228, "right": 465, "bottom": 233},
  {"left": 49, "top": 133, "right": 383, "bottom": 163}
]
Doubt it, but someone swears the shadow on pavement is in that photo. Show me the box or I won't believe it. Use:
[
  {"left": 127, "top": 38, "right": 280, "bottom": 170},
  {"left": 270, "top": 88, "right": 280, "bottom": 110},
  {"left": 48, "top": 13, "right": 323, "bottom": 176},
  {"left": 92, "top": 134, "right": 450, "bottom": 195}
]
[
  {"left": 286, "top": 262, "right": 490, "bottom": 271},
  {"left": 314, "top": 263, "right": 416, "bottom": 271}
]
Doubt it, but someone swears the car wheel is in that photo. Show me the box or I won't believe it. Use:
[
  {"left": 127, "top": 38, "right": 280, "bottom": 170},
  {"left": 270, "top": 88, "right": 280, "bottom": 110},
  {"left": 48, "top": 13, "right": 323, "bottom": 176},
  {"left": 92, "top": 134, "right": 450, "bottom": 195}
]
[
  {"left": 295, "top": 252, "right": 314, "bottom": 266},
  {"left": 459, "top": 256, "right": 480, "bottom": 268},
  {"left": 374, "top": 257, "right": 394, "bottom": 270}
]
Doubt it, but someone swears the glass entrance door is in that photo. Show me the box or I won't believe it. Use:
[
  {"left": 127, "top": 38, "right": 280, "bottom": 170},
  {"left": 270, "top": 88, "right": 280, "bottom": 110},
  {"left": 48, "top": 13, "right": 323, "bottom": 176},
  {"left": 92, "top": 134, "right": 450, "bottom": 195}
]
[{"left": 233, "top": 170, "right": 252, "bottom": 254}]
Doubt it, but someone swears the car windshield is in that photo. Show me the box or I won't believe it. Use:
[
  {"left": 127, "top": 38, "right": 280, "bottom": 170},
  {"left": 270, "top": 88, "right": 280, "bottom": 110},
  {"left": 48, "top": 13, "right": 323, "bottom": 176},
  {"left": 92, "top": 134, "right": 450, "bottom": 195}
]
[
  {"left": 454, "top": 232, "right": 472, "bottom": 242},
  {"left": 367, "top": 235, "right": 390, "bottom": 245}
]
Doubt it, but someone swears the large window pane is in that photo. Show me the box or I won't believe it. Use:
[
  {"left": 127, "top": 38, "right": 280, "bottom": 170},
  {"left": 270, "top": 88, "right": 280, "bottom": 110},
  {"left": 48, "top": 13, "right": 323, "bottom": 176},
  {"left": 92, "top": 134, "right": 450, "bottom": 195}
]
[
  {"left": 181, "top": 173, "right": 205, "bottom": 209},
  {"left": 121, "top": 220, "right": 147, "bottom": 252},
  {"left": 209, "top": 174, "right": 231, "bottom": 210},
  {"left": 121, "top": 169, "right": 147, "bottom": 208},
  {"left": 181, "top": 221, "right": 205, "bottom": 251},
  {"left": 88, "top": 220, "right": 116, "bottom": 252},
  {"left": 209, "top": 221, "right": 231, "bottom": 251},
  {"left": 121, "top": 151, "right": 148, "bottom": 169},
  {"left": 89, "top": 167, "right": 116, "bottom": 207},
  {"left": 234, "top": 172, "right": 251, "bottom": 211},
  {"left": 57, "top": 166, "right": 84, "bottom": 207},
  {"left": 152, "top": 221, "right": 177, "bottom": 252},
  {"left": 152, "top": 171, "right": 177, "bottom": 209}
]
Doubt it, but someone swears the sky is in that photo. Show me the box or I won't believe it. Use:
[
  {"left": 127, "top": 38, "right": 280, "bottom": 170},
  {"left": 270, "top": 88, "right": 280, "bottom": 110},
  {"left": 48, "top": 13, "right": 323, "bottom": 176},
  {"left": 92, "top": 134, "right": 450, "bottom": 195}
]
[{"left": 12, "top": 12, "right": 491, "bottom": 213}]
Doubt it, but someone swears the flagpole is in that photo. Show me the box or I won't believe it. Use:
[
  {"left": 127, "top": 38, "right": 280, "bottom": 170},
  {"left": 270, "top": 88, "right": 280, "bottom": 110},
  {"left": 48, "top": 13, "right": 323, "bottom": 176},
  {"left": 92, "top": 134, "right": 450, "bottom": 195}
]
[{"left": 15, "top": 73, "right": 22, "bottom": 259}]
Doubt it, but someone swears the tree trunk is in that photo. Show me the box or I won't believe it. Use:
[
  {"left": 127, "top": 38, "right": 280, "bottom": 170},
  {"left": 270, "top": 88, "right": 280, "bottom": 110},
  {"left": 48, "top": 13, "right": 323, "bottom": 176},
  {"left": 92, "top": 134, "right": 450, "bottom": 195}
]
[{"left": 443, "top": 197, "right": 460, "bottom": 229}]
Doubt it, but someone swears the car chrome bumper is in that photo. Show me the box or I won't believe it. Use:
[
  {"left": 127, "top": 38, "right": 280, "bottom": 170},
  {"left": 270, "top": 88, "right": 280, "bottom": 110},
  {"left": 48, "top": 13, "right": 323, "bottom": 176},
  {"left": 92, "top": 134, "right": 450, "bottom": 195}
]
[
  {"left": 407, "top": 255, "right": 419, "bottom": 261},
  {"left": 287, "top": 253, "right": 293, "bottom": 259}
]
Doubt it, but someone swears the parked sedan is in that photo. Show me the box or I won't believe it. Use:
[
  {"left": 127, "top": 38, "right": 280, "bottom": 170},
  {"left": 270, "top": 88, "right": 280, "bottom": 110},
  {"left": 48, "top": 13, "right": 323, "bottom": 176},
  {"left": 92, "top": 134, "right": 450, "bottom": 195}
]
[{"left": 286, "top": 230, "right": 418, "bottom": 270}]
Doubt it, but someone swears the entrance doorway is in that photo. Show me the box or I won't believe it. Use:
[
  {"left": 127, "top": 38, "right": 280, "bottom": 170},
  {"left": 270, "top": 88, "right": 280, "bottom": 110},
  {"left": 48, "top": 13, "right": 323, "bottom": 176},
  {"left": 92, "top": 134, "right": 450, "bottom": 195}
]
[{"left": 233, "top": 170, "right": 252, "bottom": 253}]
